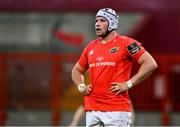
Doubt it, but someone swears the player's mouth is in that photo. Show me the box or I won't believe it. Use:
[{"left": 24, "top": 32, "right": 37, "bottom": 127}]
[{"left": 96, "top": 28, "right": 101, "bottom": 32}]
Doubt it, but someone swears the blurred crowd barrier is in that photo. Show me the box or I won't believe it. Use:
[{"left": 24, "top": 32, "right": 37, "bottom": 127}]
[{"left": 0, "top": 52, "right": 180, "bottom": 125}]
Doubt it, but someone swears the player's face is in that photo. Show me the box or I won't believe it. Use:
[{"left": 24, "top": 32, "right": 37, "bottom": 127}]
[{"left": 95, "top": 17, "right": 108, "bottom": 37}]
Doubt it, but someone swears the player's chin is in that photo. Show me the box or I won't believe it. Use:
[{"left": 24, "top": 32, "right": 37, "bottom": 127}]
[
  {"left": 96, "top": 32, "right": 103, "bottom": 37},
  {"left": 96, "top": 31, "right": 100, "bottom": 34}
]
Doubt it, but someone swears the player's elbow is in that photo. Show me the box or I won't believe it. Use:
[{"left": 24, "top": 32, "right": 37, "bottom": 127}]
[{"left": 149, "top": 60, "right": 158, "bottom": 72}]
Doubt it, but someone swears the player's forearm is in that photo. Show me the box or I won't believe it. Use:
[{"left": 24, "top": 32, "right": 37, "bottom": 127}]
[
  {"left": 130, "top": 57, "right": 157, "bottom": 86},
  {"left": 129, "top": 52, "right": 158, "bottom": 86},
  {"left": 72, "top": 63, "right": 92, "bottom": 95}
]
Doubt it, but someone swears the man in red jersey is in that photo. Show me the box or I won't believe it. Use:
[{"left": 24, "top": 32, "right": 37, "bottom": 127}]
[{"left": 71, "top": 8, "right": 157, "bottom": 126}]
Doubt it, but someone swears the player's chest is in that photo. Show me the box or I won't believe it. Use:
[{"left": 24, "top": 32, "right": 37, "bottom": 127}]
[{"left": 87, "top": 45, "right": 124, "bottom": 63}]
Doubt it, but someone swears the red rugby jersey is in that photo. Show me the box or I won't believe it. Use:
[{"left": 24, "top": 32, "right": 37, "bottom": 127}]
[{"left": 78, "top": 35, "right": 146, "bottom": 111}]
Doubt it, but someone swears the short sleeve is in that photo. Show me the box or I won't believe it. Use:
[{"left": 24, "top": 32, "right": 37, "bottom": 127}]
[
  {"left": 125, "top": 38, "right": 146, "bottom": 61},
  {"left": 78, "top": 46, "right": 89, "bottom": 69}
]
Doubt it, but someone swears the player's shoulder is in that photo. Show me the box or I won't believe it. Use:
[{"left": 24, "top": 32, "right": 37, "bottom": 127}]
[
  {"left": 91, "top": 38, "right": 99, "bottom": 44},
  {"left": 118, "top": 35, "right": 136, "bottom": 42},
  {"left": 86, "top": 38, "right": 99, "bottom": 47},
  {"left": 83, "top": 38, "right": 98, "bottom": 52},
  {"left": 116, "top": 35, "right": 136, "bottom": 47}
]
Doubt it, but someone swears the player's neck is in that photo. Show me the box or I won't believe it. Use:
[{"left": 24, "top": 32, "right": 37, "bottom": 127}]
[{"left": 100, "top": 31, "right": 117, "bottom": 44}]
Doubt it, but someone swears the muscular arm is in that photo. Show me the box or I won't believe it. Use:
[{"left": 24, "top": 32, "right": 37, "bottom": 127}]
[
  {"left": 130, "top": 51, "right": 158, "bottom": 86},
  {"left": 71, "top": 63, "right": 86, "bottom": 86},
  {"left": 110, "top": 52, "right": 157, "bottom": 95},
  {"left": 71, "top": 63, "right": 92, "bottom": 95}
]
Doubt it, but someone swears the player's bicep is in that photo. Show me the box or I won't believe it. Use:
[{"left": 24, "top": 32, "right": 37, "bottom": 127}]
[
  {"left": 73, "top": 63, "right": 87, "bottom": 74},
  {"left": 137, "top": 52, "right": 157, "bottom": 66}
]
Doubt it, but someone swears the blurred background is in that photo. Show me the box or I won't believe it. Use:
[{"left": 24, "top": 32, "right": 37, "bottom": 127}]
[{"left": 0, "top": 0, "right": 179, "bottom": 126}]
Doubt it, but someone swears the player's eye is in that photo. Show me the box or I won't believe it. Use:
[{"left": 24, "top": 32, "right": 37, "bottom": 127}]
[{"left": 100, "top": 19, "right": 106, "bottom": 22}]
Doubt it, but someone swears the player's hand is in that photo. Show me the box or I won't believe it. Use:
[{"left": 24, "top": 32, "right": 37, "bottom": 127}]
[
  {"left": 78, "top": 84, "right": 92, "bottom": 95},
  {"left": 109, "top": 82, "right": 129, "bottom": 95}
]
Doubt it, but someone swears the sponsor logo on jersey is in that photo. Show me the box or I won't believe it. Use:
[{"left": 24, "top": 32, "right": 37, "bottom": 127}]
[
  {"left": 96, "top": 56, "right": 104, "bottom": 61},
  {"left": 89, "top": 61, "right": 115, "bottom": 68},
  {"left": 127, "top": 42, "right": 141, "bottom": 55},
  {"left": 110, "top": 47, "right": 119, "bottom": 53}
]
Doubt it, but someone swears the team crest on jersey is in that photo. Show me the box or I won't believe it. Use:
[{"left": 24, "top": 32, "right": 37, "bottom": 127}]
[{"left": 110, "top": 47, "right": 119, "bottom": 53}]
